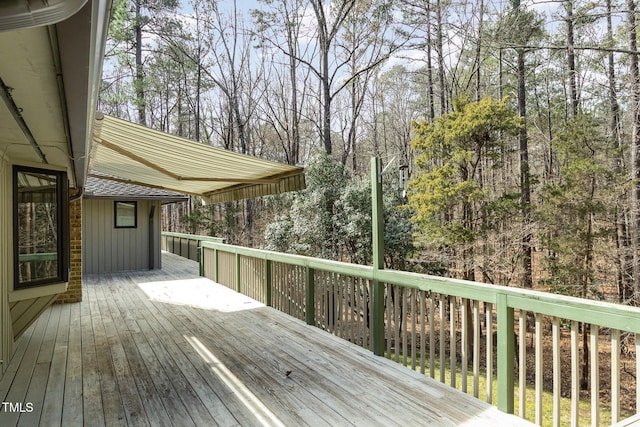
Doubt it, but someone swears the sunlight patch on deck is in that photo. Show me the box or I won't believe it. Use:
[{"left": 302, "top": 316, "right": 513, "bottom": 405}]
[
  {"left": 137, "top": 278, "right": 265, "bottom": 312},
  {"left": 186, "top": 335, "right": 286, "bottom": 427}
]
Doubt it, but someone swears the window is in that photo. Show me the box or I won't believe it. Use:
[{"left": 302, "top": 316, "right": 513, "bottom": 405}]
[
  {"left": 114, "top": 201, "right": 137, "bottom": 228},
  {"left": 13, "top": 166, "right": 69, "bottom": 289}
]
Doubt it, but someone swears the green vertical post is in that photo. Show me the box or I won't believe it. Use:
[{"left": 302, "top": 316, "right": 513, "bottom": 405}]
[
  {"left": 214, "top": 249, "right": 219, "bottom": 283},
  {"left": 235, "top": 252, "right": 241, "bottom": 293},
  {"left": 264, "top": 259, "right": 272, "bottom": 306},
  {"left": 305, "top": 267, "right": 315, "bottom": 326},
  {"left": 497, "top": 293, "right": 515, "bottom": 413},
  {"left": 371, "top": 157, "right": 385, "bottom": 356},
  {"left": 198, "top": 246, "right": 204, "bottom": 277}
]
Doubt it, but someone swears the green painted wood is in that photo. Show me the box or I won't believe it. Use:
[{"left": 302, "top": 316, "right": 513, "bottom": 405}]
[
  {"left": 200, "top": 241, "right": 374, "bottom": 278},
  {"left": 497, "top": 294, "right": 515, "bottom": 413},
  {"left": 200, "top": 240, "right": 640, "bottom": 334},
  {"left": 505, "top": 295, "right": 640, "bottom": 333},
  {"left": 305, "top": 267, "right": 315, "bottom": 326},
  {"left": 371, "top": 157, "right": 384, "bottom": 271},
  {"left": 198, "top": 247, "right": 204, "bottom": 277},
  {"left": 235, "top": 253, "right": 241, "bottom": 293},
  {"left": 214, "top": 249, "right": 219, "bottom": 283},
  {"left": 161, "top": 231, "right": 225, "bottom": 243},
  {"left": 371, "top": 157, "right": 385, "bottom": 357},
  {"left": 264, "top": 259, "right": 272, "bottom": 307}
]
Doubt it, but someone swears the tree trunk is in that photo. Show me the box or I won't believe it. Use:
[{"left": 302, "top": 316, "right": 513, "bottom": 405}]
[
  {"left": 436, "top": 0, "right": 446, "bottom": 114},
  {"left": 475, "top": 0, "right": 484, "bottom": 102},
  {"left": 426, "top": 0, "right": 436, "bottom": 121},
  {"left": 518, "top": 47, "right": 533, "bottom": 289},
  {"left": 195, "top": 55, "right": 201, "bottom": 142},
  {"left": 135, "top": 1, "right": 146, "bottom": 126},
  {"left": 628, "top": 0, "right": 640, "bottom": 304},
  {"left": 288, "top": 30, "right": 300, "bottom": 165},
  {"left": 608, "top": 0, "right": 632, "bottom": 302},
  {"left": 566, "top": 0, "right": 578, "bottom": 117},
  {"left": 311, "top": 0, "right": 333, "bottom": 154},
  {"left": 580, "top": 178, "right": 596, "bottom": 390},
  {"left": 350, "top": 53, "right": 358, "bottom": 172}
]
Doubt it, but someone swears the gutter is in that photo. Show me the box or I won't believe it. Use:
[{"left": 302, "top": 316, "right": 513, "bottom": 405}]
[
  {"left": 48, "top": 24, "right": 76, "bottom": 186},
  {"left": 0, "top": 0, "right": 88, "bottom": 32}
]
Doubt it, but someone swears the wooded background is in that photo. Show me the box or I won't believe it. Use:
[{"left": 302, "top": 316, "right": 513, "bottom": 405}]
[{"left": 100, "top": 0, "right": 640, "bottom": 306}]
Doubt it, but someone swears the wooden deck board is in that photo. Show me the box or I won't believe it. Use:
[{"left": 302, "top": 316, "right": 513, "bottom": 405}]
[
  {"left": 0, "top": 311, "right": 51, "bottom": 427},
  {"left": 61, "top": 303, "right": 83, "bottom": 427},
  {"left": 0, "top": 252, "right": 533, "bottom": 426}
]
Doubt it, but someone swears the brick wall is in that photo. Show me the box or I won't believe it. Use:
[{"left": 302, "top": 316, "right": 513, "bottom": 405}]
[{"left": 55, "top": 191, "right": 82, "bottom": 303}]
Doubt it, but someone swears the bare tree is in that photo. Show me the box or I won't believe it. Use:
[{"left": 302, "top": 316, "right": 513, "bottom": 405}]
[{"left": 627, "top": 0, "right": 640, "bottom": 303}]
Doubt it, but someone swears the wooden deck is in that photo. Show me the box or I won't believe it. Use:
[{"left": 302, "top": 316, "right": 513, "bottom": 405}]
[{"left": 0, "top": 252, "right": 532, "bottom": 426}]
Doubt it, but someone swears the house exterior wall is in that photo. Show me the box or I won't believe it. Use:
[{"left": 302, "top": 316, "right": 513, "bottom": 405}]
[
  {"left": 83, "top": 199, "right": 161, "bottom": 273},
  {"left": 0, "top": 158, "right": 14, "bottom": 373}
]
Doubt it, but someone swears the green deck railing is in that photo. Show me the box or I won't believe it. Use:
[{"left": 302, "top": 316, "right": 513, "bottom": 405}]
[
  {"left": 161, "top": 232, "right": 225, "bottom": 273},
  {"left": 165, "top": 231, "right": 640, "bottom": 426}
]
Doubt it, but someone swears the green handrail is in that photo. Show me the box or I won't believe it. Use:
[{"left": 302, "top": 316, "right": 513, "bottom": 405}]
[
  {"left": 161, "top": 231, "right": 224, "bottom": 243},
  {"left": 199, "top": 239, "right": 640, "bottom": 333},
  {"left": 162, "top": 232, "right": 225, "bottom": 266}
]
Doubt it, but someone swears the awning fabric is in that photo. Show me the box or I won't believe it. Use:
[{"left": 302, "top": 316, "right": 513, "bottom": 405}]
[{"left": 88, "top": 113, "right": 305, "bottom": 203}]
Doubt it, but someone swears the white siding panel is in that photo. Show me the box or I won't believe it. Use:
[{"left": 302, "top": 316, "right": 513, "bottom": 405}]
[{"left": 83, "top": 199, "right": 159, "bottom": 274}]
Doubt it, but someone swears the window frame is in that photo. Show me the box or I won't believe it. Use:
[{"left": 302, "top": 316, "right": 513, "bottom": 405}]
[
  {"left": 13, "top": 165, "right": 69, "bottom": 290},
  {"left": 114, "top": 200, "right": 138, "bottom": 228}
]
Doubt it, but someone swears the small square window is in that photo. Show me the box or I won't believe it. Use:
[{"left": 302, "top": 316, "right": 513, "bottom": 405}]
[{"left": 114, "top": 201, "right": 137, "bottom": 228}]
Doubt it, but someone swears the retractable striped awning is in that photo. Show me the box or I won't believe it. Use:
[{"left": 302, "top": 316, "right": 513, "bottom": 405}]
[{"left": 88, "top": 113, "right": 305, "bottom": 203}]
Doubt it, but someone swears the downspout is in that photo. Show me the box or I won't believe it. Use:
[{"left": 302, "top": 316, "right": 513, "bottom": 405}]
[{"left": 149, "top": 201, "right": 156, "bottom": 270}]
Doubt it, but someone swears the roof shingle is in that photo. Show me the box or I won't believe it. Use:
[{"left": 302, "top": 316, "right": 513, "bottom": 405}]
[{"left": 84, "top": 175, "right": 188, "bottom": 201}]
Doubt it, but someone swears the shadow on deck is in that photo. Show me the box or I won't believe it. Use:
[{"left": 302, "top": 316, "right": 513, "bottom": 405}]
[{"left": 0, "top": 252, "right": 531, "bottom": 426}]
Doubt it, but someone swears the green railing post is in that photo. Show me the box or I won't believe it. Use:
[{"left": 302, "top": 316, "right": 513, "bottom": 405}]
[
  {"left": 214, "top": 249, "right": 219, "bottom": 283},
  {"left": 497, "top": 293, "right": 515, "bottom": 413},
  {"left": 198, "top": 246, "right": 204, "bottom": 277},
  {"left": 235, "top": 252, "right": 241, "bottom": 293},
  {"left": 264, "top": 259, "right": 272, "bottom": 306},
  {"left": 305, "top": 267, "right": 315, "bottom": 326},
  {"left": 371, "top": 157, "right": 385, "bottom": 357}
]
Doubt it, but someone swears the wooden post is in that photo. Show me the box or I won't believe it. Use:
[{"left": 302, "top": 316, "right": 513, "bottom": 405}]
[
  {"left": 305, "top": 267, "right": 315, "bottom": 325},
  {"left": 264, "top": 259, "right": 272, "bottom": 306},
  {"left": 198, "top": 246, "right": 204, "bottom": 277},
  {"left": 371, "top": 157, "right": 385, "bottom": 356},
  {"left": 497, "top": 293, "right": 515, "bottom": 413},
  {"left": 235, "top": 252, "right": 241, "bottom": 293},
  {"left": 214, "top": 249, "right": 219, "bottom": 283}
]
